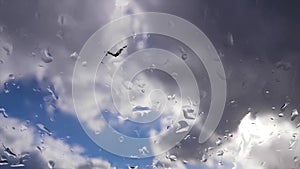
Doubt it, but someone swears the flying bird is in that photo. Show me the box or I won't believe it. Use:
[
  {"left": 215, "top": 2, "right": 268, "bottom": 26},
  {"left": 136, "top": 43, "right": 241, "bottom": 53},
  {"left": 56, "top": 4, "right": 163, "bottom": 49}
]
[{"left": 106, "top": 45, "right": 127, "bottom": 57}]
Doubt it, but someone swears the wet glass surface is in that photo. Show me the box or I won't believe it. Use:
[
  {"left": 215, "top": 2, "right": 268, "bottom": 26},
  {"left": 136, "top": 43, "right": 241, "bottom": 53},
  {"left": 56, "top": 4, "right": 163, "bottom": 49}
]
[{"left": 0, "top": 0, "right": 299, "bottom": 168}]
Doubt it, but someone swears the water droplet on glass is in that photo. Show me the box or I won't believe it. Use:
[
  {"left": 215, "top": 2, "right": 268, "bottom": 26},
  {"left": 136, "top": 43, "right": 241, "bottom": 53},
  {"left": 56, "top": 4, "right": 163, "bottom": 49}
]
[
  {"left": 36, "top": 123, "right": 52, "bottom": 136},
  {"left": 278, "top": 113, "right": 284, "bottom": 117},
  {"left": 201, "top": 154, "right": 208, "bottom": 163},
  {"left": 81, "top": 61, "right": 87, "bottom": 67},
  {"left": 56, "top": 30, "right": 64, "bottom": 39},
  {"left": 138, "top": 146, "right": 149, "bottom": 155},
  {"left": 10, "top": 163, "right": 25, "bottom": 168},
  {"left": 119, "top": 136, "right": 124, "bottom": 143},
  {"left": 183, "top": 106, "right": 196, "bottom": 120},
  {"left": 20, "top": 125, "right": 28, "bottom": 132},
  {"left": 171, "top": 72, "right": 178, "bottom": 79},
  {"left": 291, "top": 109, "right": 299, "bottom": 121},
  {"left": 175, "top": 120, "right": 190, "bottom": 133},
  {"left": 0, "top": 155, "right": 8, "bottom": 166},
  {"left": 280, "top": 102, "right": 289, "bottom": 112},
  {"left": 42, "top": 49, "right": 54, "bottom": 63},
  {"left": 8, "top": 74, "right": 15, "bottom": 80},
  {"left": 289, "top": 133, "right": 297, "bottom": 150},
  {"left": 218, "top": 161, "right": 223, "bottom": 166},
  {"left": 215, "top": 138, "right": 222, "bottom": 146},
  {"left": 57, "top": 15, "right": 64, "bottom": 25},
  {"left": 0, "top": 25, "right": 4, "bottom": 33},
  {"left": 216, "top": 150, "right": 224, "bottom": 156},
  {"left": 167, "top": 94, "right": 175, "bottom": 101},
  {"left": 182, "top": 160, "right": 188, "bottom": 164},
  {"left": 70, "top": 52, "right": 79, "bottom": 60},
  {"left": 276, "top": 61, "right": 292, "bottom": 71},
  {"left": 296, "top": 123, "right": 300, "bottom": 128},
  {"left": 181, "top": 54, "right": 188, "bottom": 61},
  {"left": 0, "top": 108, "right": 8, "bottom": 118},
  {"left": 122, "top": 81, "right": 133, "bottom": 90},
  {"left": 48, "top": 160, "right": 55, "bottom": 169},
  {"left": 227, "top": 32, "right": 234, "bottom": 46},
  {"left": 167, "top": 154, "right": 177, "bottom": 162},
  {"left": 2, "top": 43, "right": 13, "bottom": 56},
  {"left": 3, "top": 145, "right": 17, "bottom": 158}
]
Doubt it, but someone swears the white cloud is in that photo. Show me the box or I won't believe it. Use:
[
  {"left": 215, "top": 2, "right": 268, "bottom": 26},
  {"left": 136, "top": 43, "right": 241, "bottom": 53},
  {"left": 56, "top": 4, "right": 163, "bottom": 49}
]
[
  {"left": 0, "top": 115, "right": 116, "bottom": 169},
  {"left": 148, "top": 112, "right": 300, "bottom": 169}
]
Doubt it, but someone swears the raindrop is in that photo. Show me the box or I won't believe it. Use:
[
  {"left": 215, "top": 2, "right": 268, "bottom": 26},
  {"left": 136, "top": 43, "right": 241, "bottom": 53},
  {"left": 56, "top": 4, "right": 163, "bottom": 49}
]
[
  {"left": 201, "top": 154, "right": 207, "bottom": 162},
  {"left": 271, "top": 106, "right": 276, "bottom": 110},
  {"left": 167, "top": 94, "right": 175, "bottom": 101},
  {"left": 42, "top": 49, "right": 54, "bottom": 63},
  {"left": 3, "top": 145, "right": 17, "bottom": 158},
  {"left": 128, "top": 165, "right": 138, "bottom": 169},
  {"left": 0, "top": 25, "right": 4, "bottom": 32},
  {"left": 2, "top": 43, "right": 13, "bottom": 56},
  {"left": 218, "top": 161, "right": 223, "bottom": 166},
  {"left": 289, "top": 133, "right": 297, "bottom": 150},
  {"left": 8, "top": 74, "right": 15, "bottom": 80},
  {"left": 69, "top": 52, "right": 79, "bottom": 60},
  {"left": 182, "top": 160, "right": 188, "bottom": 164},
  {"left": 36, "top": 146, "right": 45, "bottom": 153},
  {"left": 0, "top": 155, "right": 8, "bottom": 166},
  {"left": 226, "top": 32, "right": 234, "bottom": 46},
  {"left": 215, "top": 138, "right": 222, "bottom": 146},
  {"left": 183, "top": 106, "right": 196, "bottom": 120},
  {"left": 181, "top": 54, "right": 188, "bottom": 60},
  {"left": 57, "top": 15, "right": 65, "bottom": 25},
  {"left": 276, "top": 61, "right": 292, "bottom": 71},
  {"left": 167, "top": 154, "right": 177, "bottom": 162},
  {"left": 36, "top": 123, "right": 52, "bottom": 136},
  {"left": 81, "top": 61, "right": 87, "bottom": 67},
  {"left": 170, "top": 73, "right": 178, "bottom": 80},
  {"left": 94, "top": 130, "right": 101, "bottom": 135},
  {"left": 179, "top": 47, "right": 188, "bottom": 60},
  {"left": 122, "top": 81, "right": 133, "bottom": 90},
  {"left": 280, "top": 102, "right": 289, "bottom": 112},
  {"left": 175, "top": 120, "right": 190, "bottom": 133},
  {"left": 20, "top": 125, "right": 28, "bottom": 132},
  {"left": 216, "top": 150, "right": 224, "bottom": 156},
  {"left": 296, "top": 123, "right": 300, "bottom": 128},
  {"left": 10, "top": 163, "right": 25, "bottom": 168},
  {"left": 291, "top": 109, "right": 299, "bottom": 121},
  {"left": 278, "top": 113, "right": 284, "bottom": 117},
  {"left": 0, "top": 108, "right": 8, "bottom": 118},
  {"left": 56, "top": 30, "right": 64, "bottom": 39},
  {"left": 119, "top": 136, "right": 124, "bottom": 143},
  {"left": 229, "top": 100, "right": 238, "bottom": 107},
  {"left": 138, "top": 146, "right": 149, "bottom": 155},
  {"left": 48, "top": 160, "right": 55, "bottom": 169}
]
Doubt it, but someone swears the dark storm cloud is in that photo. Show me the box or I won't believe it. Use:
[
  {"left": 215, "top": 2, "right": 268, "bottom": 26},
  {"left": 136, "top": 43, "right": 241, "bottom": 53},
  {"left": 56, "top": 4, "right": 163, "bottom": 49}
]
[
  {"left": 134, "top": 0, "right": 300, "bottom": 163},
  {"left": 136, "top": 0, "right": 300, "bottom": 130}
]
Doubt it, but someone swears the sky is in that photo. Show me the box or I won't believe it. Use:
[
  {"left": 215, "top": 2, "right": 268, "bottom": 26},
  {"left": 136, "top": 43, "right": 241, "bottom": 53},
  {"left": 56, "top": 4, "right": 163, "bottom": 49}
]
[{"left": 0, "top": 0, "right": 300, "bottom": 169}]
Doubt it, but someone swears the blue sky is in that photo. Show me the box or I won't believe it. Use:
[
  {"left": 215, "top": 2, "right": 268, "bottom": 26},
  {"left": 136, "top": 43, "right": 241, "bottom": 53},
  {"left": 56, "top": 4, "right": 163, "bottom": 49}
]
[{"left": 0, "top": 78, "right": 157, "bottom": 168}]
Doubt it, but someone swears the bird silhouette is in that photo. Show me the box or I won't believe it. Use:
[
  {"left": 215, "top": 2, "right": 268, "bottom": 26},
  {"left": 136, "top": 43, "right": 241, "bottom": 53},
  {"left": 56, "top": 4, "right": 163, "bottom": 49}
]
[{"left": 106, "top": 45, "right": 127, "bottom": 57}]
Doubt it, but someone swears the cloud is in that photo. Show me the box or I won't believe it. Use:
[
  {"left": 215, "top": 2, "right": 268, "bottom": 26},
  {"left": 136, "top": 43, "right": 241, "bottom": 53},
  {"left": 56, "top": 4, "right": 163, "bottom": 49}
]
[
  {"left": 0, "top": 0, "right": 148, "bottom": 134},
  {"left": 150, "top": 112, "right": 300, "bottom": 169},
  {"left": 0, "top": 115, "right": 116, "bottom": 169}
]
